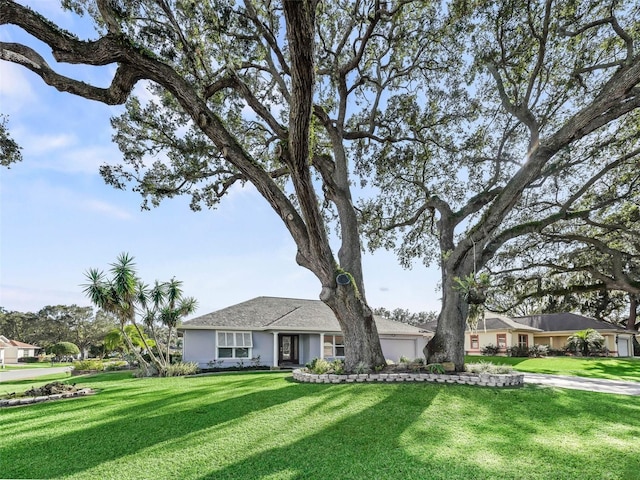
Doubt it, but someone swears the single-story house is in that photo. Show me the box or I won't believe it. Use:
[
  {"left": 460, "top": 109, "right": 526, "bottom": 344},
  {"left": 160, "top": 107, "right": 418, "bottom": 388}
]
[
  {"left": 419, "top": 313, "right": 542, "bottom": 355},
  {"left": 178, "top": 296, "right": 431, "bottom": 368},
  {"left": 0, "top": 335, "right": 40, "bottom": 364},
  {"left": 465, "top": 313, "right": 543, "bottom": 355},
  {"left": 514, "top": 313, "right": 635, "bottom": 357}
]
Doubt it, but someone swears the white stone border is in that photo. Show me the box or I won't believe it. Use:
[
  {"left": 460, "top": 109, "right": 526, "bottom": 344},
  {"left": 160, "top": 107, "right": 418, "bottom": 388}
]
[
  {"left": 292, "top": 369, "right": 524, "bottom": 387},
  {"left": 0, "top": 388, "right": 94, "bottom": 407}
]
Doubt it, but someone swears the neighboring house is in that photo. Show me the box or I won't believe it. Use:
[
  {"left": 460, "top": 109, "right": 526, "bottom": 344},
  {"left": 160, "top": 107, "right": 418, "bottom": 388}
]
[
  {"left": 0, "top": 335, "right": 40, "bottom": 364},
  {"left": 419, "top": 313, "right": 541, "bottom": 356},
  {"left": 179, "top": 296, "right": 431, "bottom": 368},
  {"left": 514, "top": 313, "right": 635, "bottom": 357}
]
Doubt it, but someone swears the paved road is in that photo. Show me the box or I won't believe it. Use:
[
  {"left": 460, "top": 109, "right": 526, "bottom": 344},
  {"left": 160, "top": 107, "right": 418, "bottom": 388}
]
[
  {"left": 0, "top": 366, "right": 73, "bottom": 383},
  {"left": 524, "top": 373, "right": 640, "bottom": 395}
]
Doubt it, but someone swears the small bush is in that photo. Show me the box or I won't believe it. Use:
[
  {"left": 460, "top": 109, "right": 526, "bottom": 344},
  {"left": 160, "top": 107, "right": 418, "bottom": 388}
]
[
  {"left": 399, "top": 355, "right": 411, "bottom": 364},
  {"left": 508, "top": 346, "right": 529, "bottom": 357},
  {"left": 481, "top": 344, "right": 501, "bottom": 356},
  {"left": 305, "top": 358, "right": 344, "bottom": 375},
  {"left": 465, "top": 361, "right": 514, "bottom": 374},
  {"left": 104, "top": 360, "right": 128, "bottom": 371},
  {"left": 529, "top": 344, "right": 548, "bottom": 358},
  {"left": 165, "top": 362, "right": 199, "bottom": 377},
  {"left": 73, "top": 359, "right": 104, "bottom": 371},
  {"left": 354, "top": 361, "right": 369, "bottom": 374},
  {"left": 18, "top": 356, "right": 40, "bottom": 363},
  {"left": 413, "top": 357, "right": 425, "bottom": 365},
  {"left": 426, "top": 363, "right": 445, "bottom": 374}
]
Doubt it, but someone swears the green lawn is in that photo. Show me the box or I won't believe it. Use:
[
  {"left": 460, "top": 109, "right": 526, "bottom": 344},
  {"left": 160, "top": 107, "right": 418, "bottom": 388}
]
[
  {"left": 1, "top": 362, "right": 73, "bottom": 370},
  {"left": 1, "top": 371, "right": 639, "bottom": 480},
  {"left": 467, "top": 356, "right": 640, "bottom": 382}
]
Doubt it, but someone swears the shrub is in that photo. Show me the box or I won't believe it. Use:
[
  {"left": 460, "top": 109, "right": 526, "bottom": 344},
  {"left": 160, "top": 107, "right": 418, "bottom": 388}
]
[
  {"left": 165, "top": 362, "right": 199, "bottom": 377},
  {"left": 465, "top": 361, "right": 514, "bottom": 374},
  {"left": 250, "top": 355, "right": 262, "bottom": 368},
  {"left": 399, "top": 355, "right": 411, "bottom": 364},
  {"left": 481, "top": 344, "right": 500, "bottom": 355},
  {"left": 413, "top": 357, "right": 425, "bottom": 365},
  {"left": 426, "top": 363, "right": 445, "bottom": 374},
  {"left": 305, "top": 358, "right": 344, "bottom": 375},
  {"left": 528, "top": 344, "right": 548, "bottom": 358},
  {"left": 566, "top": 329, "right": 605, "bottom": 356},
  {"left": 330, "top": 359, "right": 344, "bottom": 375},
  {"left": 18, "top": 356, "right": 40, "bottom": 363},
  {"left": 104, "top": 360, "right": 128, "bottom": 371},
  {"left": 73, "top": 359, "right": 104, "bottom": 371},
  {"left": 354, "top": 361, "right": 369, "bottom": 374},
  {"left": 508, "top": 346, "right": 529, "bottom": 357}
]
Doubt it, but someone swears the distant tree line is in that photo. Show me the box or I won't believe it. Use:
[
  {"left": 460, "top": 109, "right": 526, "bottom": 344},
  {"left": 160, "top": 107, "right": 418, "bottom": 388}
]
[
  {"left": 0, "top": 305, "right": 118, "bottom": 358},
  {"left": 373, "top": 307, "right": 438, "bottom": 326}
]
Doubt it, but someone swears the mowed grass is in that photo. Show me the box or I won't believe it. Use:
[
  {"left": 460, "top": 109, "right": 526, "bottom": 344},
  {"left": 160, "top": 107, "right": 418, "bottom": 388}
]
[
  {"left": 468, "top": 356, "right": 640, "bottom": 382},
  {"left": 1, "top": 362, "right": 73, "bottom": 370},
  {"left": 1, "top": 371, "right": 639, "bottom": 480}
]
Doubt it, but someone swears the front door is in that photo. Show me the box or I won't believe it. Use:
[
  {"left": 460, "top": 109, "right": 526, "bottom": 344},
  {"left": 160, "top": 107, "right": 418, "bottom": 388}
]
[{"left": 279, "top": 334, "right": 299, "bottom": 365}]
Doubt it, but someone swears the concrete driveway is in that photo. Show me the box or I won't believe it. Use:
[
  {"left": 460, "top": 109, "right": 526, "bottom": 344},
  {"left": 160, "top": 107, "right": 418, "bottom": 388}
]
[
  {"left": 0, "top": 366, "right": 73, "bottom": 383},
  {"left": 524, "top": 373, "right": 640, "bottom": 395}
]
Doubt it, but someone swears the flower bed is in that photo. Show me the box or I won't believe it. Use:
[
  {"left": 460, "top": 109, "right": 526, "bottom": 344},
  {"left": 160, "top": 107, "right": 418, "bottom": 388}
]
[{"left": 292, "top": 369, "right": 524, "bottom": 387}]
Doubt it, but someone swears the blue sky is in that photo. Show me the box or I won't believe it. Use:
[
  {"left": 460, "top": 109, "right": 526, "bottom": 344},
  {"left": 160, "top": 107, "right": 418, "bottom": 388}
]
[{"left": 0, "top": 1, "right": 442, "bottom": 317}]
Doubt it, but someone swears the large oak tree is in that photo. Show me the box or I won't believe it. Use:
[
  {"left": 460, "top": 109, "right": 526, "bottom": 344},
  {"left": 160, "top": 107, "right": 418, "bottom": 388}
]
[
  {"left": 360, "top": 0, "right": 640, "bottom": 369},
  {"left": 1, "top": 0, "right": 446, "bottom": 371}
]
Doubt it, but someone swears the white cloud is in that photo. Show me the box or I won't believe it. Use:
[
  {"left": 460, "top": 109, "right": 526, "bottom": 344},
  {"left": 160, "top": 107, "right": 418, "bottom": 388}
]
[
  {"left": 22, "top": 132, "right": 77, "bottom": 156},
  {"left": 0, "top": 63, "right": 35, "bottom": 108},
  {"left": 83, "top": 198, "right": 133, "bottom": 220}
]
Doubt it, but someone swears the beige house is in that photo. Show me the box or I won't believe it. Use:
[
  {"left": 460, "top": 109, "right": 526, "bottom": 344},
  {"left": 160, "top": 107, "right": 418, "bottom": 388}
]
[
  {"left": 515, "top": 313, "right": 634, "bottom": 357},
  {"left": 464, "top": 313, "right": 542, "bottom": 355},
  {"left": 0, "top": 335, "right": 40, "bottom": 365},
  {"left": 420, "top": 312, "right": 635, "bottom": 357}
]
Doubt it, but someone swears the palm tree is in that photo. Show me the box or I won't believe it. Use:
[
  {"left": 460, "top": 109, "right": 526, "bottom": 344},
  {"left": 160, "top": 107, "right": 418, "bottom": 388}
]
[
  {"left": 567, "top": 329, "right": 605, "bottom": 356},
  {"left": 142, "top": 278, "right": 197, "bottom": 372},
  {"left": 83, "top": 253, "right": 153, "bottom": 374}
]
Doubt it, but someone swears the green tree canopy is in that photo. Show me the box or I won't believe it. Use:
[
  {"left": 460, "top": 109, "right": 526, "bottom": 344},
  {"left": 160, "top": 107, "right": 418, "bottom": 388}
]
[
  {"left": 50, "top": 341, "right": 80, "bottom": 357},
  {"left": 2, "top": 0, "right": 639, "bottom": 371}
]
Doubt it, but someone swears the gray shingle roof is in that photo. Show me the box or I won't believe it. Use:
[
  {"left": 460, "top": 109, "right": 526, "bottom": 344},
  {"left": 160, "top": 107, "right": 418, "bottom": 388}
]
[
  {"left": 179, "top": 296, "right": 428, "bottom": 335},
  {"left": 513, "top": 313, "right": 626, "bottom": 332},
  {"left": 417, "top": 312, "right": 541, "bottom": 332},
  {"left": 469, "top": 313, "right": 542, "bottom": 332}
]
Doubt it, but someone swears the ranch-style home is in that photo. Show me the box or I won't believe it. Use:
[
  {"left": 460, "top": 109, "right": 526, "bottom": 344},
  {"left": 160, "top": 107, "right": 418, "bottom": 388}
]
[
  {"left": 0, "top": 335, "right": 40, "bottom": 365},
  {"left": 515, "top": 312, "right": 635, "bottom": 357},
  {"left": 179, "top": 296, "right": 431, "bottom": 368},
  {"left": 421, "top": 312, "right": 635, "bottom": 357}
]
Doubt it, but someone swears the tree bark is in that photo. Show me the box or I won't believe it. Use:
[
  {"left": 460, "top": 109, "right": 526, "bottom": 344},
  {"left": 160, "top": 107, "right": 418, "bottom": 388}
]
[
  {"left": 628, "top": 294, "right": 638, "bottom": 331},
  {"left": 425, "top": 269, "right": 470, "bottom": 371},
  {"left": 323, "top": 283, "right": 385, "bottom": 371}
]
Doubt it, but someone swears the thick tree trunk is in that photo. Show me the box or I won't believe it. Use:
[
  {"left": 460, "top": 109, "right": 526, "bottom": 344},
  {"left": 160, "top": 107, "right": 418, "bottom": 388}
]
[
  {"left": 322, "top": 284, "right": 386, "bottom": 372},
  {"left": 628, "top": 294, "right": 638, "bottom": 331},
  {"left": 424, "top": 279, "right": 469, "bottom": 371}
]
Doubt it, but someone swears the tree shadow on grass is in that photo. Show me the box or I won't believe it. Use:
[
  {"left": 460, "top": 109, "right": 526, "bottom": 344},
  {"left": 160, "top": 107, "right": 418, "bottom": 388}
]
[
  {"left": 197, "top": 383, "right": 640, "bottom": 480},
  {"left": 580, "top": 358, "right": 640, "bottom": 382},
  {"left": 0, "top": 374, "right": 329, "bottom": 478}
]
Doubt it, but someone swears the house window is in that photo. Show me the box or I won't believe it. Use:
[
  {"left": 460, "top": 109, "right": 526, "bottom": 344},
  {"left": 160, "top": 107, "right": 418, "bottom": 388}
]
[
  {"left": 217, "top": 331, "right": 252, "bottom": 359},
  {"left": 324, "top": 335, "right": 345, "bottom": 357},
  {"left": 518, "top": 334, "right": 528, "bottom": 348},
  {"left": 470, "top": 335, "right": 479, "bottom": 350},
  {"left": 497, "top": 334, "right": 507, "bottom": 349}
]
